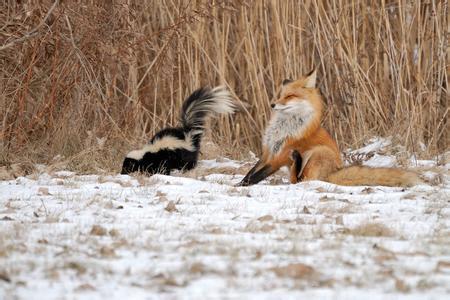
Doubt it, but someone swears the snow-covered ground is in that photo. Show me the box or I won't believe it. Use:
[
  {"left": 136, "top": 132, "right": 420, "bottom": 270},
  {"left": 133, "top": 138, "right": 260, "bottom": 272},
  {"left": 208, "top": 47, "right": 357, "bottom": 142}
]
[{"left": 1, "top": 139, "right": 449, "bottom": 299}]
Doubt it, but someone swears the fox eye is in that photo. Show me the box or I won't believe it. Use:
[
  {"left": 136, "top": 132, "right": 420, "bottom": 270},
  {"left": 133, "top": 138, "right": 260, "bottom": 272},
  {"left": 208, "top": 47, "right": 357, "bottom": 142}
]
[{"left": 284, "top": 94, "right": 296, "bottom": 100}]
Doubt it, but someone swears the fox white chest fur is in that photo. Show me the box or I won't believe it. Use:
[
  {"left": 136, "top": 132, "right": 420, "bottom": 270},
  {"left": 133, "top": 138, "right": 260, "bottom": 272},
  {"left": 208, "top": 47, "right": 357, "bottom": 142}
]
[{"left": 263, "top": 101, "right": 315, "bottom": 154}]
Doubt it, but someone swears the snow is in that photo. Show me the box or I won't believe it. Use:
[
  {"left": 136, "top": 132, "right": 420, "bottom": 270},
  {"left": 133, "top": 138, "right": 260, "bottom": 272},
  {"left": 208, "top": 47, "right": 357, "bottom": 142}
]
[
  {"left": 350, "top": 137, "right": 392, "bottom": 154},
  {"left": 1, "top": 139, "right": 449, "bottom": 299}
]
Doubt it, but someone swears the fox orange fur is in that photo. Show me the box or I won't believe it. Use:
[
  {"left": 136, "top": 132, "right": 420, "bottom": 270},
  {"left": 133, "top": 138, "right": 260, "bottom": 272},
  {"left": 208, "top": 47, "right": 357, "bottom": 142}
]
[{"left": 237, "top": 69, "right": 421, "bottom": 187}]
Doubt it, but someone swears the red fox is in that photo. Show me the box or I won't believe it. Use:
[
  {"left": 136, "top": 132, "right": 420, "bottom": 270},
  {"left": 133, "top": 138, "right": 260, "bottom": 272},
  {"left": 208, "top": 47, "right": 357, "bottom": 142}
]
[{"left": 237, "top": 69, "right": 421, "bottom": 187}]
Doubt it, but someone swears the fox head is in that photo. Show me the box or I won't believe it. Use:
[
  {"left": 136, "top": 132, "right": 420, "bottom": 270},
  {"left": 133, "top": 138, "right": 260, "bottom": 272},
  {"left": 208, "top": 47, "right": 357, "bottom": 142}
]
[{"left": 271, "top": 69, "right": 323, "bottom": 119}]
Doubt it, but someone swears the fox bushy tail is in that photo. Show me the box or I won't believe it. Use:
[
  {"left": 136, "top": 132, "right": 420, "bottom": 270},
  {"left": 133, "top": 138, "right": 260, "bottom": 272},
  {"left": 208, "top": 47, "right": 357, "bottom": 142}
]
[{"left": 326, "top": 166, "right": 422, "bottom": 187}]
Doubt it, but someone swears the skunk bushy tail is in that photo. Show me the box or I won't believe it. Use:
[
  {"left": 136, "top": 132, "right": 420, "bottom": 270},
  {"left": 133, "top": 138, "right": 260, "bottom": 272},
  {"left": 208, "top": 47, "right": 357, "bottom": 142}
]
[{"left": 180, "top": 86, "right": 236, "bottom": 131}]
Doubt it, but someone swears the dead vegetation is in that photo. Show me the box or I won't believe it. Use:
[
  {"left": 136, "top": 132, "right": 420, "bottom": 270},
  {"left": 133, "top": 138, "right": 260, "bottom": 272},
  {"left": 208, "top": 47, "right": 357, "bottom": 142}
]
[
  {"left": 271, "top": 263, "right": 316, "bottom": 279},
  {"left": 1, "top": 1, "right": 448, "bottom": 173},
  {"left": 348, "top": 222, "right": 395, "bottom": 237}
]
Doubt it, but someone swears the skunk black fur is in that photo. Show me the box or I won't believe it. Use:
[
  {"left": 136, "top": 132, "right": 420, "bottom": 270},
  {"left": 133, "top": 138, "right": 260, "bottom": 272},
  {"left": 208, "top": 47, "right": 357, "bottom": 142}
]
[{"left": 121, "top": 86, "right": 236, "bottom": 175}]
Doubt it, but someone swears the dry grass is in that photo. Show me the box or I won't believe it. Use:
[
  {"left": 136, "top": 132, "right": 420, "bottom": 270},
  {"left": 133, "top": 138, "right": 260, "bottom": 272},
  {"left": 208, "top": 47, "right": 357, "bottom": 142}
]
[
  {"left": 349, "top": 222, "right": 395, "bottom": 237},
  {"left": 1, "top": 0, "right": 448, "bottom": 173}
]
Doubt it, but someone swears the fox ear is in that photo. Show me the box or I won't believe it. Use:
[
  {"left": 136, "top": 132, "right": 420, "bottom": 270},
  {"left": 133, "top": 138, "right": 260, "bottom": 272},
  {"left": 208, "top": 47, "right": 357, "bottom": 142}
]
[{"left": 304, "top": 68, "right": 317, "bottom": 88}]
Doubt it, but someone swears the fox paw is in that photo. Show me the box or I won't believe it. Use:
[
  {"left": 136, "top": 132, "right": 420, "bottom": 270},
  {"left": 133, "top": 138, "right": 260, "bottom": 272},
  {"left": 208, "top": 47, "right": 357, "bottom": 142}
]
[{"left": 235, "top": 181, "right": 248, "bottom": 187}]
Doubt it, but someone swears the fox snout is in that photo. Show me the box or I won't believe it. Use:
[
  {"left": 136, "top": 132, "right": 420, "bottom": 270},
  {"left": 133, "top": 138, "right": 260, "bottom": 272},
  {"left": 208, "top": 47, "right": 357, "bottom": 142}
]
[
  {"left": 271, "top": 103, "right": 285, "bottom": 110},
  {"left": 271, "top": 103, "right": 286, "bottom": 110}
]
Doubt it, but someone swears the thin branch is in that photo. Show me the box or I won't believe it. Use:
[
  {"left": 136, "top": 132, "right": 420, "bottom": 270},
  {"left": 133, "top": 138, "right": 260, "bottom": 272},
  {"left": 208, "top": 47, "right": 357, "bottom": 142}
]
[{"left": 0, "top": 0, "right": 59, "bottom": 52}]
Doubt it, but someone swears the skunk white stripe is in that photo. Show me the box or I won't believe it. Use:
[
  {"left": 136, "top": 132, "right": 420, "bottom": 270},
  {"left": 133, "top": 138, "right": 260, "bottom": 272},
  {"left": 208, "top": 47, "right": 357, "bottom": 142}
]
[{"left": 126, "top": 135, "right": 195, "bottom": 160}]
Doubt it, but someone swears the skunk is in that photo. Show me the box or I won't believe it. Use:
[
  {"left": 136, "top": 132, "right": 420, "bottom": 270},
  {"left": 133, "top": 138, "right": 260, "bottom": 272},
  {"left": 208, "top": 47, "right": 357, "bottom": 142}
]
[{"left": 121, "top": 86, "right": 236, "bottom": 175}]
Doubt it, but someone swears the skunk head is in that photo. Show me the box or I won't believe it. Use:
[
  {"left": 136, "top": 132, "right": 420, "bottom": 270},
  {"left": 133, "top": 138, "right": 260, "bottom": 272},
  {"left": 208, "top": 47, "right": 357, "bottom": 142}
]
[
  {"left": 121, "top": 151, "right": 164, "bottom": 175},
  {"left": 121, "top": 149, "right": 152, "bottom": 175},
  {"left": 121, "top": 156, "right": 141, "bottom": 174}
]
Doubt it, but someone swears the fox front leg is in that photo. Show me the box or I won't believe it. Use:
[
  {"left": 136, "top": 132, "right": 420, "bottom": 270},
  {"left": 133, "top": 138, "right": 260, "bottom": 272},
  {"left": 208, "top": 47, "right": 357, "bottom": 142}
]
[
  {"left": 236, "top": 159, "right": 262, "bottom": 186},
  {"left": 237, "top": 163, "right": 274, "bottom": 186},
  {"left": 237, "top": 151, "right": 292, "bottom": 186},
  {"left": 289, "top": 150, "right": 303, "bottom": 184}
]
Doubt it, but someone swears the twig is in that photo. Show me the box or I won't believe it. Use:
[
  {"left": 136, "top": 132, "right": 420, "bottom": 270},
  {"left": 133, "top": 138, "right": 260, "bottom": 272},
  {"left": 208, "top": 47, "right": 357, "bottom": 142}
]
[
  {"left": 40, "top": 199, "right": 49, "bottom": 217},
  {"left": 0, "top": 0, "right": 59, "bottom": 51}
]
